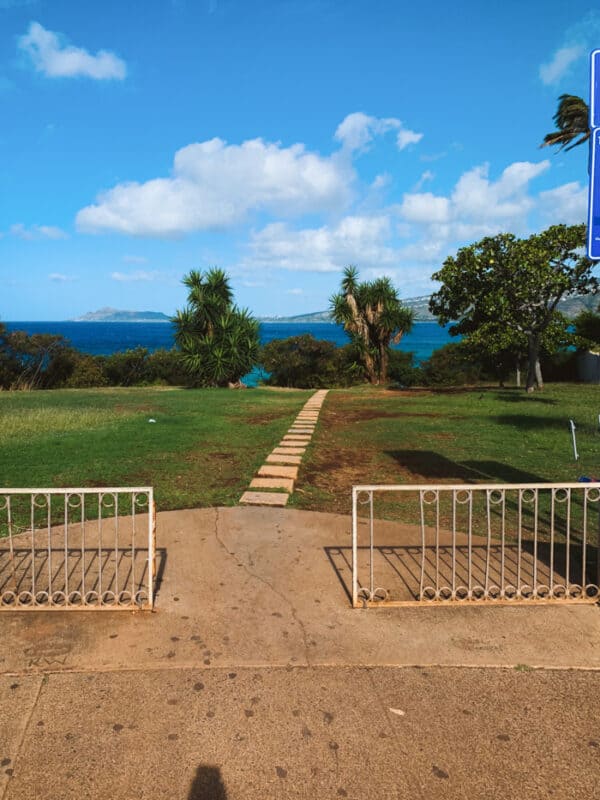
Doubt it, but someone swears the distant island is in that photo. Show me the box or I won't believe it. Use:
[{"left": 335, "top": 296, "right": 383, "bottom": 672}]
[
  {"left": 259, "top": 293, "right": 597, "bottom": 323},
  {"left": 73, "top": 307, "right": 172, "bottom": 322},
  {"left": 75, "top": 293, "right": 597, "bottom": 325},
  {"left": 259, "top": 296, "right": 439, "bottom": 323}
]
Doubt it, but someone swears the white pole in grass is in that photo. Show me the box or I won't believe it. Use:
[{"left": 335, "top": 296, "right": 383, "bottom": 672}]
[{"left": 569, "top": 419, "right": 579, "bottom": 461}]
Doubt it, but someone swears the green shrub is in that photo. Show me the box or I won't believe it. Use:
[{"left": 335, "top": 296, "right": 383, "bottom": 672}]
[
  {"left": 386, "top": 350, "right": 423, "bottom": 387},
  {"left": 421, "top": 342, "right": 490, "bottom": 386},
  {"left": 64, "top": 354, "right": 109, "bottom": 388},
  {"left": 261, "top": 335, "right": 362, "bottom": 388}
]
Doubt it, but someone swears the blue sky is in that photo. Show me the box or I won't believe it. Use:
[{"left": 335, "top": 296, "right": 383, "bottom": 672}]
[{"left": 0, "top": 0, "right": 597, "bottom": 320}]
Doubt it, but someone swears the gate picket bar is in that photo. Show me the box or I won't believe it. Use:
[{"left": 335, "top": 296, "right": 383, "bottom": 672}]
[
  {"left": 351, "top": 483, "right": 600, "bottom": 607},
  {"left": 0, "top": 487, "right": 155, "bottom": 610}
]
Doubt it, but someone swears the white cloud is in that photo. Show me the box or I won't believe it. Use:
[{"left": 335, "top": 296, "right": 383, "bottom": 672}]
[
  {"left": 245, "top": 215, "right": 397, "bottom": 273},
  {"left": 18, "top": 22, "right": 126, "bottom": 80},
  {"left": 111, "top": 270, "right": 160, "bottom": 282},
  {"left": 540, "top": 44, "right": 585, "bottom": 85},
  {"left": 10, "top": 222, "right": 68, "bottom": 240},
  {"left": 286, "top": 288, "right": 305, "bottom": 295},
  {"left": 420, "top": 151, "right": 447, "bottom": 163},
  {"left": 400, "top": 161, "right": 550, "bottom": 236},
  {"left": 400, "top": 192, "right": 450, "bottom": 224},
  {"left": 240, "top": 280, "right": 266, "bottom": 288},
  {"left": 413, "top": 170, "right": 434, "bottom": 191},
  {"left": 538, "top": 181, "right": 588, "bottom": 225},
  {"left": 371, "top": 173, "right": 391, "bottom": 190},
  {"left": 122, "top": 254, "right": 148, "bottom": 264},
  {"left": 48, "top": 273, "right": 76, "bottom": 282},
  {"left": 539, "top": 13, "right": 600, "bottom": 85},
  {"left": 334, "top": 111, "right": 422, "bottom": 153},
  {"left": 396, "top": 128, "right": 423, "bottom": 150},
  {"left": 77, "top": 136, "right": 354, "bottom": 236}
]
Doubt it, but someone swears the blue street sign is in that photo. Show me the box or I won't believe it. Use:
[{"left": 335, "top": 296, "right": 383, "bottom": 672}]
[
  {"left": 592, "top": 50, "right": 600, "bottom": 129},
  {"left": 588, "top": 128, "right": 600, "bottom": 259}
]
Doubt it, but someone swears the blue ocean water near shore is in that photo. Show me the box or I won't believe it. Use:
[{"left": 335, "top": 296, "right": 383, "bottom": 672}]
[{"left": 5, "top": 321, "right": 454, "bottom": 385}]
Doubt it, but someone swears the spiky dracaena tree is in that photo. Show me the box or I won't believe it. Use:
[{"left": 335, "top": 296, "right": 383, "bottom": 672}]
[
  {"left": 173, "top": 268, "right": 260, "bottom": 387},
  {"left": 330, "top": 266, "right": 414, "bottom": 384},
  {"left": 541, "top": 94, "right": 590, "bottom": 152}
]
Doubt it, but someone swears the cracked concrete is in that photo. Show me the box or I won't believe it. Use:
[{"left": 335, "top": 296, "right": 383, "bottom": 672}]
[
  {"left": 1, "top": 505, "right": 600, "bottom": 798},
  {"left": 2, "top": 506, "right": 600, "bottom": 676}
]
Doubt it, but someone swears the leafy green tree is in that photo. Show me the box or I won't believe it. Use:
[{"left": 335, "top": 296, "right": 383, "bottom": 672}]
[
  {"left": 173, "top": 268, "right": 260, "bottom": 387},
  {"left": 261, "top": 335, "right": 362, "bottom": 388},
  {"left": 0, "top": 323, "right": 19, "bottom": 388},
  {"left": 1, "top": 330, "right": 73, "bottom": 389},
  {"left": 573, "top": 305, "right": 600, "bottom": 348},
  {"left": 104, "top": 347, "right": 153, "bottom": 386},
  {"left": 430, "top": 225, "right": 597, "bottom": 392},
  {"left": 541, "top": 94, "right": 590, "bottom": 152},
  {"left": 330, "top": 266, "right": 414, "bottom": 384}
]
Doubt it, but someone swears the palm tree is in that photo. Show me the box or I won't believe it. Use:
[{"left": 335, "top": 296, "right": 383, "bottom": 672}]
[
  {"left": 173, "top": 268, "right": 260, "bottom": 387},
  {"left": 541, "top": 94, "right": 590, "bottom": 152},
  {"left": 330, "top": 266, "right": 414, "bottom": 384}
]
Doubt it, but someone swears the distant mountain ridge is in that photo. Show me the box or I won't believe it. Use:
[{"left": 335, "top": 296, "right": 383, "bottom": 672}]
[
  {"left": 259, "top": 296, "right": 437, "bottom": 323},
  {"left": 259, "top": 293, "right": 597, "bottom": 323},
  {"left": 76, "top": 294, "right": 598, "bottom": 325},
  {"left": 74, "top": 307, "right": 171, "bottom": 322}
]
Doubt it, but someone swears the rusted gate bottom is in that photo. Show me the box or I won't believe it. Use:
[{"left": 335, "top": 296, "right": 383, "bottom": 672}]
[
  {"left": 0, "top": 488, "right": 155, "bottom": 610},
  {"left": 350, "top": 483, "right": 600, "bottom": 607}
]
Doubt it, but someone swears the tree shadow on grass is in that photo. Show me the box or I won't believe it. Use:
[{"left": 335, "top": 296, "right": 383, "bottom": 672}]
[
  {"left": 493, "top": 414, "right": 572, "bottom": 430},
  {"left": 492, "top": 393, "right": 558, "bottom": 405},
  {"left": 386, "top": 450, "right": 548, "bottom": 484}
]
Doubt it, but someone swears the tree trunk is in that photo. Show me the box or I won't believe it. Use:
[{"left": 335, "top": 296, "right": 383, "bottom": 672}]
[
  {"left": 526, "top": 334, "right": 541, "bottom": 392},
  {"left": 364, "top": 350, "right": 377, "bottom": 384},
  {"left": 379, "top": 343, "right": 388, "bottom": 384},
  {"left": 535, "top": 359, "right": 544, "bottom": 390},
  {"left": 515, "top": 357, "right": 521, "bottom": 388}
]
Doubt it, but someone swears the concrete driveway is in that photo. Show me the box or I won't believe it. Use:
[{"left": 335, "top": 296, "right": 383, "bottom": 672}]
[{"left": 1, "top": 507, "right": 599, "bottom": 799}]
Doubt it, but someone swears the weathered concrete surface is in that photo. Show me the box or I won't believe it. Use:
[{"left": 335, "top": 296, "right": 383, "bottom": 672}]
[
  {"left": 1, "top": 506, "right": 600, "bottom": 799},
  {"left": 249, "top": 478, "right": 294, "bottom": 492},
  {"left": 258, "top": 466, "right": 298, "bottom": 479},
  {"left": 239, "top": 492, "right": 288, "bottom": 507},
  {"left": 2, "top": 667, "right": 600, "bottom": 799},
  {"left": 265, "top": 454, "right": 301, "bottom": 465},
  {"left": 1, "top": 507, "right": 599, "bottom": 675},
  {"left": 272, "top": 447, "right": 306, "bottom": 456}
]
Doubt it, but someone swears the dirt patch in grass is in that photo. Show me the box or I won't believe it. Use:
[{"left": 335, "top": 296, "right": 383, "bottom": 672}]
[
  {"left": 113, "top": 403, "right": 162, "bottom": 414},
  {"left": 300, "top": 445, "right": 377, "bottom": 494},
  {"left": 246, "top": 412, "right": 292, "bottom": 425},
  {"left": 327, "top": 408, "right": 467, "bottom": 424},
  {"left": 184, "top": 451, "right": 233, "bottom": 462}
]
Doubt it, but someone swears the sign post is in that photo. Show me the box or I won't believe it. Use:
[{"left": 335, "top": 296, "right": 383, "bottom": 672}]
[{"left": 588, "top": 50, "right": 600, "bottom": 260}]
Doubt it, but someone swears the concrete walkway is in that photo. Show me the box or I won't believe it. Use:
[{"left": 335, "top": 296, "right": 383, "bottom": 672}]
[
  {"left": 1, "top": 506, "right": 599, "bottom": 799},
  {"left": 240, "top": 390, "right": 328, "bottom": 507}
]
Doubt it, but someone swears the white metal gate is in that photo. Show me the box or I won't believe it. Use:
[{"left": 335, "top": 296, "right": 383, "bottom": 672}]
[
  {"left": 352, "top": 483, "right": 600, "bottom": 607},
  {"left": 0, "top": 488, "right": 155, "bottom": 610}
]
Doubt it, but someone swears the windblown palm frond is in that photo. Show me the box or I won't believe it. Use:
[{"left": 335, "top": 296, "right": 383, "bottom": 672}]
[{"left": 541, "top": 94, "right": 590, "bottom": 152}]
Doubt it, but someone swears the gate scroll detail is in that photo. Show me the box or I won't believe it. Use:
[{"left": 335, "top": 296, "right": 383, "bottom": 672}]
[
  {"left": 0, "top": 487, "right": 155, "bottom": 610},
  {"left": 351, "top": 483, "right": 600, "bottom": 607}
]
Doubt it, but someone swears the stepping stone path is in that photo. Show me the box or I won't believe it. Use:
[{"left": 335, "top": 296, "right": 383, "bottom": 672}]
[{"left": 240, "top": 389, "right": 329, "bottom": 506}]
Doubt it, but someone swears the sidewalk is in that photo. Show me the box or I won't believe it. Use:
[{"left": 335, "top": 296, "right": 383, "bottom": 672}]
[{"left": 1, "top": 506, "right": 599, "bottom": 799}]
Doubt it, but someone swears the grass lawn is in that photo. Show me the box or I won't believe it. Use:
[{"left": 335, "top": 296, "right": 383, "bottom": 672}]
[
  {"left": 293, "top": 384, "right": 600, "bottom": 517},
  {"left": 1, "top": 383, "right": 599, "bottom": 519},
  {"left": 0, "top": 386, "right": 308, "bottom": 510}
]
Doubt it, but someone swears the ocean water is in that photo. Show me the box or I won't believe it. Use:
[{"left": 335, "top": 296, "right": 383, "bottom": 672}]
[{"left": 4, "top": 320, "right": 454, "bottom": 385}]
